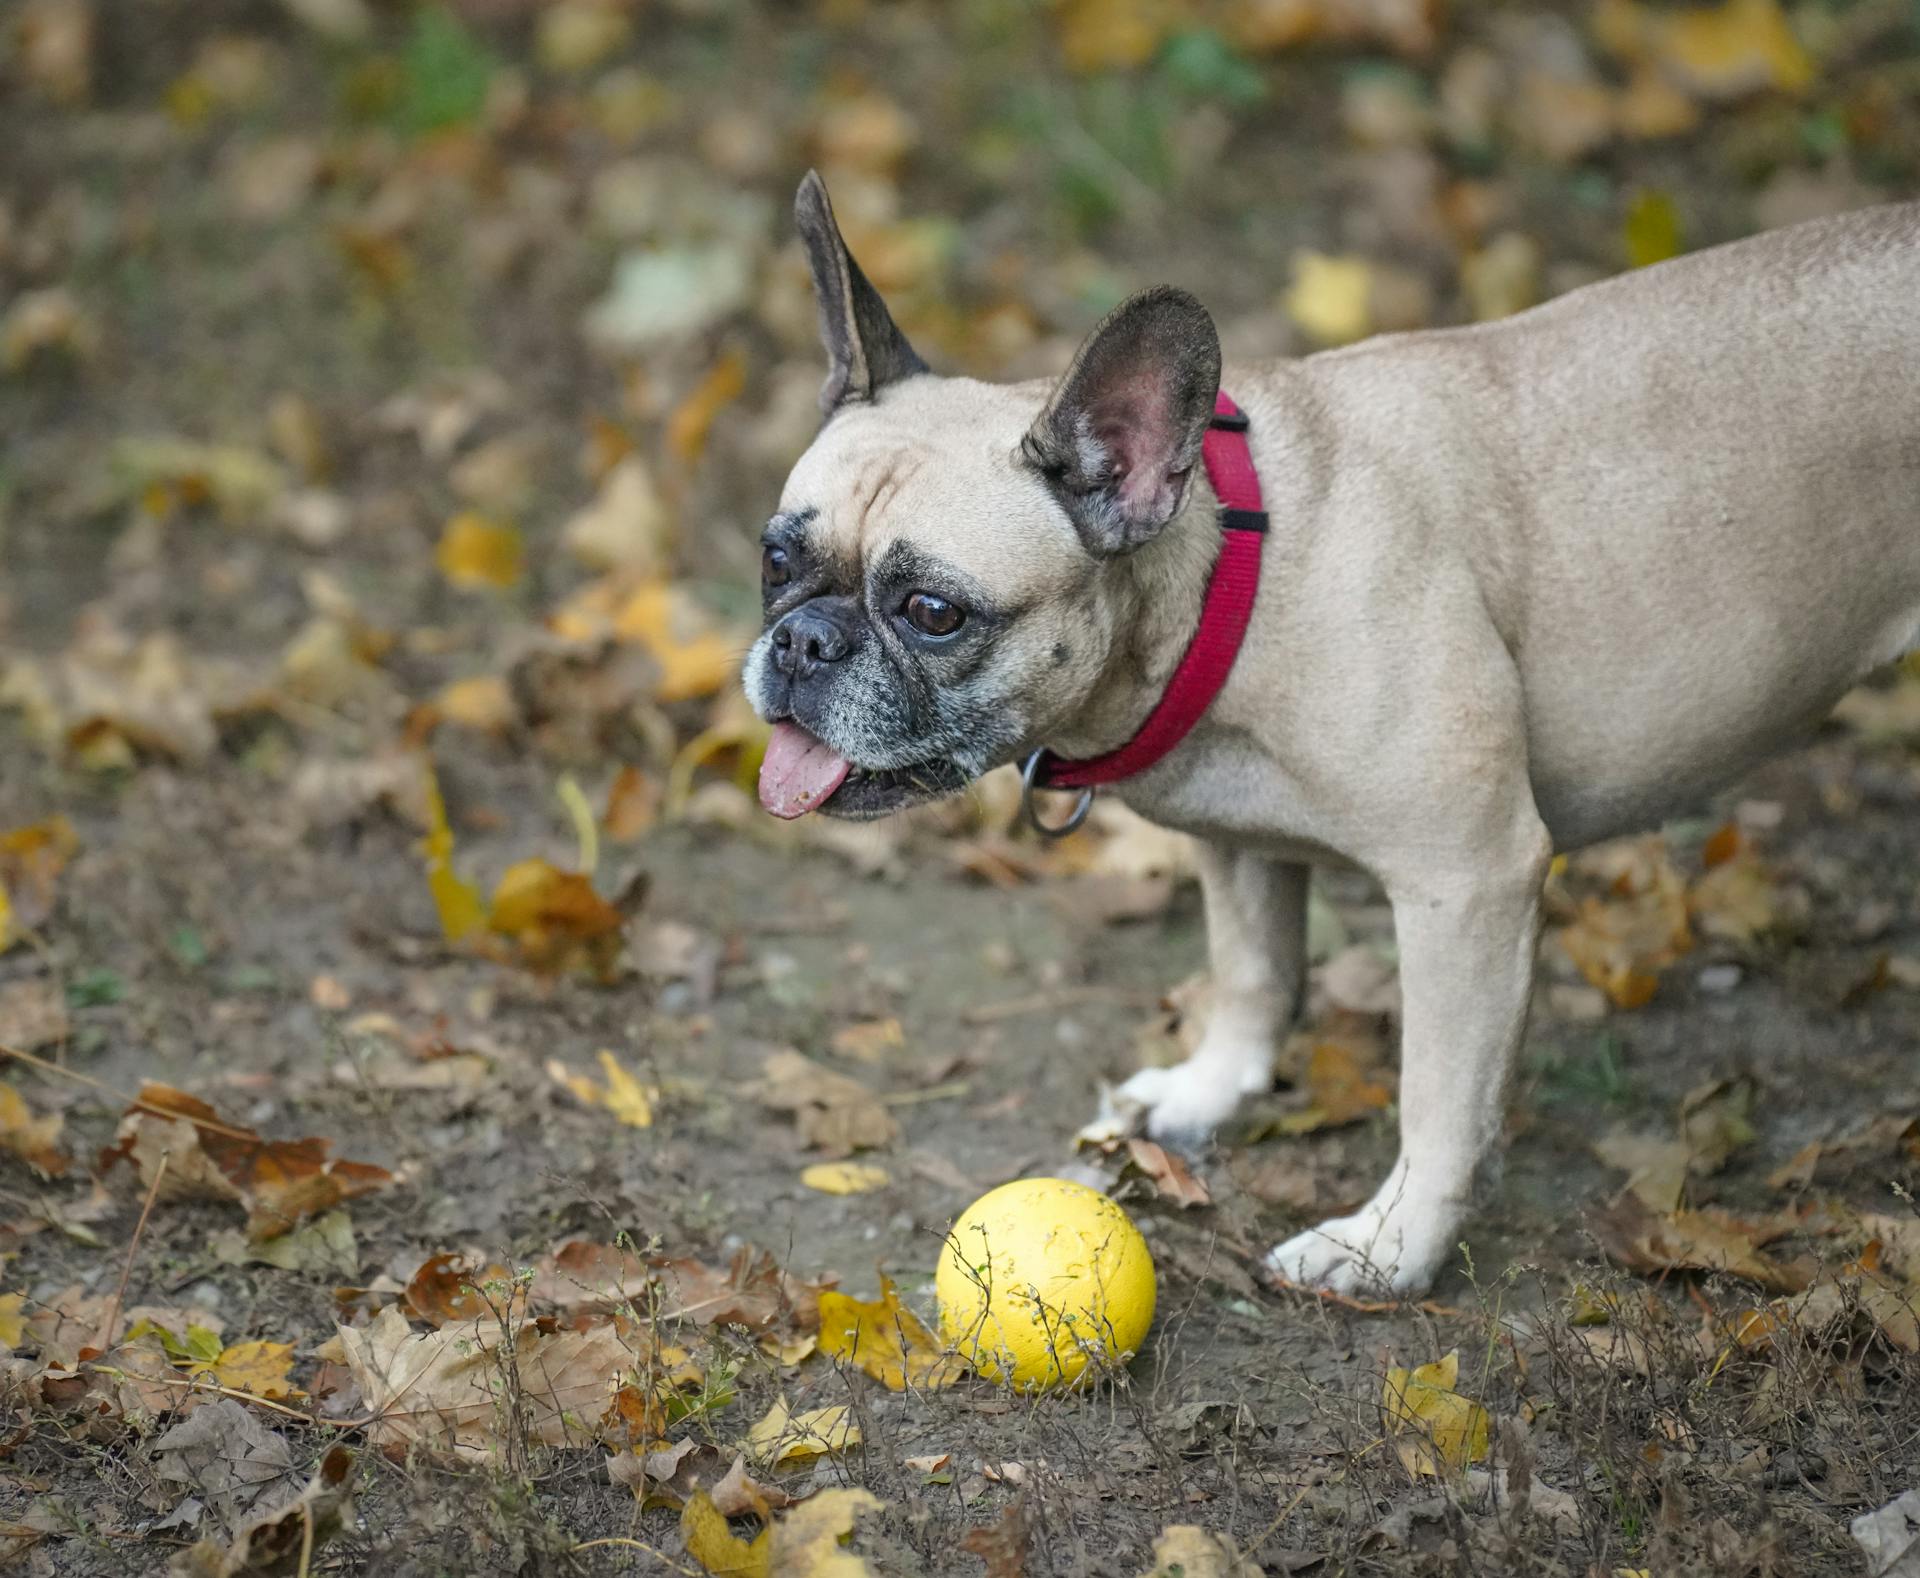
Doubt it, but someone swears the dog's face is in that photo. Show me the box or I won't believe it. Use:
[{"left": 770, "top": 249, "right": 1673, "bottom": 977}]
[{"left": 745, "top": 173, "right": 1222, "bottom": 821}]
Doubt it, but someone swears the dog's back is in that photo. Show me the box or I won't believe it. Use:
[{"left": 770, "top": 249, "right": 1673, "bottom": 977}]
[{"left": 1301, "top": 202, "right": 1920, "bottom": 846}]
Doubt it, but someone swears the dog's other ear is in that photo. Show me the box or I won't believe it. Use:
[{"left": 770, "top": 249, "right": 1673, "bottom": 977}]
[
  {"left": 795, "top": 170, "right": 928, "bottom": 413},
  {"left": 1021, "top": 286, "right": 1222, "bottom": 557}
]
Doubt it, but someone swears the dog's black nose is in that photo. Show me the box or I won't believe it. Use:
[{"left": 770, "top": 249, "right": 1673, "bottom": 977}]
[{"left": 770, "top": 599, "right": 859, "bottom": 680}]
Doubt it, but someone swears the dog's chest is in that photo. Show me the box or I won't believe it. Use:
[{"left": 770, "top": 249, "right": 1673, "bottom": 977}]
[{"left": 1111, "top": 729, "right": 1356, "bottom": 868}]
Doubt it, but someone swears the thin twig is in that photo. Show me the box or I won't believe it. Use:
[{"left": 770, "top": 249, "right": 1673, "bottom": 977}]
[
  {"left": 86, "top": 1366, "right": 323, "bottom": 1424},
  {"left": 98, "top": 1151, "right": 169, "bottom": 1352},
  {"left": 570, "top": 1536, "right": 703, "bottom": 1575},
  {"left": 1263, "top": 1273, "right": 1464, "bottom": 1319}
]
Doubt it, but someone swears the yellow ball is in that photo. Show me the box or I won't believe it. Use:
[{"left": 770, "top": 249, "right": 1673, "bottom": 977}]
[{"left": 936, "top": 1178, "right": 1156, "bottom": 1391}]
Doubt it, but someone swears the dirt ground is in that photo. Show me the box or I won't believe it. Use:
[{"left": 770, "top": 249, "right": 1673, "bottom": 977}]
[{"left": 3, "top": 1, "right": 1920, "bottom": 1574}]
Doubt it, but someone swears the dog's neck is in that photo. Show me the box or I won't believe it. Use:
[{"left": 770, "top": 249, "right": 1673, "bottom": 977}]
[{"left": 1043, "top": 471, "right": 1224, "bottom": 762}]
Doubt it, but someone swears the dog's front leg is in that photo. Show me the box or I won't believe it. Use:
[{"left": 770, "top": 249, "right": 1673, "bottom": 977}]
[
  {"left": 1117, "top": 844, "right": 1309, "bottom": 1145},
  {"left": 1268, "top": 828, "right": 1549, "bottom": 1295}
]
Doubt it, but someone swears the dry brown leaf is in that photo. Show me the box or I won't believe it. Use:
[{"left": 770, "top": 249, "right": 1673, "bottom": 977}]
[
  {"left": 816, "top": 1276, "right": 964, "bottom": 1392},
  {"left": 1593, "top": 1130, "right": 1692, "bottom": 1213},
  {"left": 1591, "top": 1197, "right": 1806, "bottom": 1292},
  {"left": 0, "top": 979, "right": 70, "bottom": 1051},
  {"left": 405, "top": 1252, "right": 522, "bottom": 1328},
  {"left": 167, "top": 1444, "right": 356, "bottom": 1578},
  {"left": 1123, "top": 1139, "right": 1212, "bottom": 1208},
  {"left": 757, "top": 1050, "right": 899, "bottom": 1158},
  {"left": 961, "top": 1500, "right": 1032, "bottom": 1578},
  {"left": 335, "top": 1305, "right": 628, "bottom": 1460},
  {"left": 1277, "top": 1043, "right": 1393, "bottom": 1133},
  {"left": 101, "top": 1083, "right": 391, "bottom": 1241},
  {"left": 603, "top": 764, "right": 660, "bottom": 841}
]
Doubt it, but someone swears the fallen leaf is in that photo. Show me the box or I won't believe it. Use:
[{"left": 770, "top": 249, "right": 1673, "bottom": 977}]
[
  {"left": 1597, "top": 0, "right": 1814, "bottom": 101},
  {"left": 801, "top": 1162, "right": 889, "bottom": 1195},
  {"left": 152, "top": 1400, "right": 295, "bottom": 1524},
  {"left": 604, "top": 764, "right": 659, "bottom": 841},
  {"left": 191, "top": 1340, "right": 297, "bottom": 1400},
  {"left": 711, "top": 1453, "right": 794, "bottom": 1517},
  {"left": 548, "top": 1052, "right": 658, "bottom": 1128},
  {"left": 334, "top": 1305, "right": 628, "bottom": 1460},
  {"left": 1623, "top": 189, "right": 1683, "bottom": 268},
  {"left": 962, "top": 1500, "right": 1031, "bottom": 1578},
  {"left": 653, "top": 1248, "right": 829, "bottom": 1334},
  {"left": 1678, "top": 1076, "right": 1757, "bottom": 1175},
  {"left": 816, "top": 1276, "right": 964, "bottom": 1392},
  {"left": 1277, "top": 1043, "right": 1393, "bottom": 1133},
  {"left": 1382, "top": 1350, "right": 1491, "bottom": 1477},
  {"left": 668, "top": 347, "right": 748, "bottom": 466},
  {"left": 682, "top": 1488, "right": 770, "bottom": 1577},
  {"left": 1554, "top": 840, "right": 1693, "bottom": 1007},
  {"left": 0, "top": 1083, "right": 68, "bottom": 1175},
  {"left": 612, "top": 580, "right": 741, "bottom": 703},
  {"left": 563, "top": 457, "right": 674, "bottom": 575},
  {"left": 1590, "top": 1197, "right": 1805, "bottom": 1292},
  {"left": 102, "top": 1083, "right": 391, "bottom": 1241},
  {"left": 168, "top": 1443, "right": 355, "bottom": 1577},
  {"left": 1593, "top": 1130, "right": 1691, "bottom": 1213},
  {"left": 488, "top": 859, "right": 628, "bottom": 977},
  {"left": 0, "top": 817, "right": 77, "bottom": 951},
  {"left": 1284, "top": 252, "right": 1374, "bottom": 345},
  {"left": 757, "top": 1050, "right": 900, "bottom": 1158},
  {"left": 1123, "top": 1139, "right": 1212, "bottom": 1208},
  {"left": 405, "top": 1252, "right": 521, "bottom": 1327},
  {"left": 436, "top": 513, "right": 524, "bottom": 589},
  {"left": 744, "top": 1397, "right": 860, "bottom": 1466},
  {"left": 0, "top": 980, "right": 68, "bottom": 1052},
  {"left": 420, "top": 761, "right": 486, "bottom": 943},
  {"left": 1850, "top": 1488, "right": 1920, "bottom": 1578},
  {"left": 828, "top": 1019, "right": 904, "bottom": 1063},
  {"left": 765, "top": 1488, "right": 884, "bottom": 1575},
  {"left": 0, "top": 1293, "right": 25, "bottom": 1348}
]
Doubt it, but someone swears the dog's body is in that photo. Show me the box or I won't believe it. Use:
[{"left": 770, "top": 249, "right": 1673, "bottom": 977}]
[{"left": 747, "top": 177, "right": 1920, "bottom": 1294}]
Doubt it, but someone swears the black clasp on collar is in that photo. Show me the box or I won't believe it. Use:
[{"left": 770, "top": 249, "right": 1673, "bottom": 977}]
[{"left": 1208, "top": 409, "right": 1251, "bottom": 431}]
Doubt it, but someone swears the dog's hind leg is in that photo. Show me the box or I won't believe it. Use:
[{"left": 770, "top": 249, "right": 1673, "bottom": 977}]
[{"left": 1116, "top": 844, "right": 1309, "bottom": 1146}]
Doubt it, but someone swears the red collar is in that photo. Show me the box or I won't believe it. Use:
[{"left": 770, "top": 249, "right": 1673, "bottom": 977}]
[{"left": 1021, "top": 391, "right": 1266, "bottom": 835}]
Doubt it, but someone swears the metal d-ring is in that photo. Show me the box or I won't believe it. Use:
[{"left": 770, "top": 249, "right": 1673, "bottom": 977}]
[{"left": 1020, "top": 751, "right": 1094, "bottom": 839}]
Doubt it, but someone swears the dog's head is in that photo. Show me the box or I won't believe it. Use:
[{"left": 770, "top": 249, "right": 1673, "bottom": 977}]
[{"left": 746, "top": 172, "right": 1222, "bottom": 820}]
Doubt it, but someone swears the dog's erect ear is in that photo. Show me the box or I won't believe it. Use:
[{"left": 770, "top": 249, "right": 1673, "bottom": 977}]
[
  {"left": 795, "top": 170, "right": 928, "bottom": 413},
  {"left": 1021, "top": 286, "right": 1222, "bottom": 557}
]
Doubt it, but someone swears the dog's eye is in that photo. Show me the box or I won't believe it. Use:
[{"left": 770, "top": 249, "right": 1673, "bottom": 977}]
[
  {"left": 903, "top": 592, "right": 965, "bottom": 638},
  {"left": 762, "top": 545, "right": 792, "bottom": 588}
]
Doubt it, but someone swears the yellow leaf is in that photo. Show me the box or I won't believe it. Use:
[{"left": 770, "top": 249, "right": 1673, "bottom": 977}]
[
  {"left": 193, "top": 1339, "right": 297, "bottom": 1399},
  {"left": 0, "top": 1082, "right": 67, "bottom": 1175},
  {"left": 667, "top": 347, "right": 748, "bottom": 466},
  {"left": 817, "top": 1276, "right": 964, "bottom": 1392},
  {"left": 682, "top": 1489, "right": 771, "bottom": 1578},
  {"left": 436, "top": 513, "right": 525, "bottom": 590},
  {"left": 745, "top": 1397, "right": 860, "bottom": 1466},
  {"left": 828, "top": 1019, "right": 904, "bottom": 1063},
  {"left": 1382, "top": 1350, "right": 1491, "bottom": 1476},
  {"left": 0, "top": 880, "right": 12, "bottom": 953},
  {"left": 613, "top": 580, "right": 740, "bottom": 702},
  {"left": 1660, "top": 0, "right": 1813, "bottom": 98},
  {"left": 1623, "top": 190, "right": 1683, "bottom": 268},
  {"left": 420, "top": 761, "right": 486, "bottom": 943},
  {"left": 0, "top": 1292, "right": 24, "bottom": 1349},
  {"left": 801, "top": 1163, "right": 889, "bottom": 1196},
  {"left": 1284, "top": 252, "right": 1374, "bottom": 346},
  {"left": 430, "top": 675, "right": 517, "bottom": 735},
  {"left": 546, "top": 1059, "right": 601, "bottom": 1105},
  {"left": 1276, "top": 1044, "right": 1392, "bottom": 1134},
  {"left": 766, "top": 1487, "right": 884, "bottom": 1577},
  {"left": 488, "top": 859, "right": 626, "bottom": 975},
  {"left": 595, "top": 1050, "right": 656, "bottom": 1129},
  {"left": 1054, "top": 0, "right": 1171, "bottom": 71}
]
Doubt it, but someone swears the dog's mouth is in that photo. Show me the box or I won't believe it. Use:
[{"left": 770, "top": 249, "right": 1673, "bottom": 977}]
[{"left": 758, "top": 720, "right": 969, "bottom": 821}]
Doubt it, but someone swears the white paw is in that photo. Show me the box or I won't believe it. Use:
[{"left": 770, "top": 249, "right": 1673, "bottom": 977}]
[
  {"left": 1121, "top": 1062, "right": 1251, "bottom": 1146},
  {"left": 1266, "top": 1190, "right": 1457, "bottom": 1297}
]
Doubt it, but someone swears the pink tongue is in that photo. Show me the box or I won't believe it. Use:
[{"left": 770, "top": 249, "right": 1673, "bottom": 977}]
[{"left": 758, "top": 721, "right": 854, "bottom": 819}]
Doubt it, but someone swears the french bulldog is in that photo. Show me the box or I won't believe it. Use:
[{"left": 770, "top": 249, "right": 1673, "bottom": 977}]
[{"left": 744, "top": 170, "right": 1920, "bottom": 1295}]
